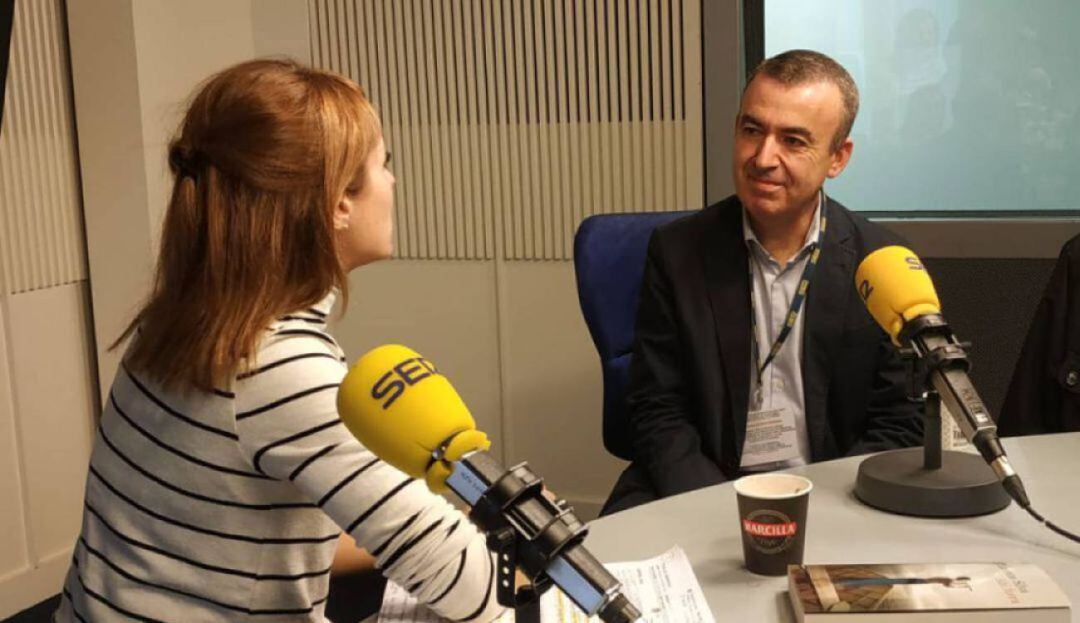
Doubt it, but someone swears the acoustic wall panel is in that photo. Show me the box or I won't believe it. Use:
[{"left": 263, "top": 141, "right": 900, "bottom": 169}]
[
  {"left": 309, "top": 0, "right": 703, "bottom": 260},
  {"left": 0, "top": 0, "right": 86, "bottom": 294}
]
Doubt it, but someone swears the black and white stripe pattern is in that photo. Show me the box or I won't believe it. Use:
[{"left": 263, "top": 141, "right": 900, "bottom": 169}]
[{"left": 55, "top": 293, "right": 503, "bottom": 623}]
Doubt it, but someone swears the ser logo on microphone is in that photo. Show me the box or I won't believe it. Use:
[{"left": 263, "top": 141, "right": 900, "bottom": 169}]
[
  {"left": 905, "top": 255, "right": 925, "bottom": 271},
  {"left": 858, "top": 279, "right": 873, "bottom": 302},
  {"left": 371, "top": 357, "right": 439, "bottom": 409}
]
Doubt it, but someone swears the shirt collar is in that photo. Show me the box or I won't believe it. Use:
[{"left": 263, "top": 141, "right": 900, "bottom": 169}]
[
  {"left": 282, "top": 289, "right": 337, "bottom": 326},
  {"left": 742, "top": 191, "right": 823, "bottom": 263},
  {"left": 311, "top": 289, "right": 338, "bottom": 318}
]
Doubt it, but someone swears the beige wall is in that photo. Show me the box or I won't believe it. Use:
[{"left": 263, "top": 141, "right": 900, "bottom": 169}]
[
  {"left": 65, "top": 1, "right": 729, "bottom": 524},
  {"left": 0, "top": 0, "right": 736, "bottom": 616},
  {"left": 56, "top": 11, "right": 740, "bottom": 614},
  {"left": 0, "top": 1, "right": 317, "bottom": 617},
  {"left": 0, "top": 285, "right": 97, "bottom": 617},
  {"left": 68, "top": 0, "right": 309, "bottom": 399},
  {"left": 333, "top": 260, "right": 627, "bottom": 517},
  {"left": 333, "top": 261, "right": 505, "bottom": 453},
  {"left": 499, "top": 262, "right": 625, "bottom": 514},
  {"left": 0, "top": 0, "right": 99, "bottom": 615}
]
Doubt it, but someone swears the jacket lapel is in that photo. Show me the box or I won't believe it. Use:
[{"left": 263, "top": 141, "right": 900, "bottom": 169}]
[
  {"left": 801, "top": 196, "right": 855, "bottom": 460},
  {"left": 703, "top": 202, "right": 752, "bottom": 465}
]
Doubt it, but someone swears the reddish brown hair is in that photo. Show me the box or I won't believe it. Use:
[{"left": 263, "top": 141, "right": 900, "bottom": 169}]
[{"left": 116, "top": 59, "right": 381, "bottom": 391}]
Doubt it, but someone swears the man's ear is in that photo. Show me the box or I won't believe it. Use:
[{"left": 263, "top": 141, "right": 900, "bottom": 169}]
[{"left": 827, "top": 137, "right": 854, "bottom": 178}]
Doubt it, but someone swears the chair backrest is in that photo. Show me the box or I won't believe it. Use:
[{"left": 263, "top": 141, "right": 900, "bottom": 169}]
[{"left": 573, "top": 211, "right": 693, "bottom": 460}]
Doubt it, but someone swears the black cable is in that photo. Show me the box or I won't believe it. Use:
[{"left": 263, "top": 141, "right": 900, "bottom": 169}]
[
  {"left": 1022, "top": 504, "right": 1080, "bottom": 545},
  {"left": 1004, "top": 471, "right": 1080, "bottom": 543}
]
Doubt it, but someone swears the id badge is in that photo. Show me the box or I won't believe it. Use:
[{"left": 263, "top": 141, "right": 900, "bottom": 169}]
[{"left": 740, "top": 407, "right": 800, "bottom": 468}]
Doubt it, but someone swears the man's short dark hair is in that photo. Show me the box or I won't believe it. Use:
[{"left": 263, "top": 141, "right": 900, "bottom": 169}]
[{"left": 744, "top": 49, "right": 859, "bottom": 152}]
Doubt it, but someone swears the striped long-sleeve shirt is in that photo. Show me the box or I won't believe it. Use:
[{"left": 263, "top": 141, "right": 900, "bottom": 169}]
[{"left": 55, "top": 293, "right": 502, "bottom": 622}]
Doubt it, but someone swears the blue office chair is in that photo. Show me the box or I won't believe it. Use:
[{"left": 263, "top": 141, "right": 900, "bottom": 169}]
[{"left": 573, "top": 211, "right": 694, "bottom": 460}]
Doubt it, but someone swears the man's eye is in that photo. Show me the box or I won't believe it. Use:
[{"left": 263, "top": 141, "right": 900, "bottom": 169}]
[
  {"left": 742, "top": 126, "right": 761, "bottom": 135},
  {"left": 784, "top": 136, "right": 807, "bottom": 147}
]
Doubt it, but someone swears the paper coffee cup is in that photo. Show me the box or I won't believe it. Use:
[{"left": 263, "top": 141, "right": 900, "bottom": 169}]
[{"left": 734, "top": 473, "right": 812, "bottom": 576}]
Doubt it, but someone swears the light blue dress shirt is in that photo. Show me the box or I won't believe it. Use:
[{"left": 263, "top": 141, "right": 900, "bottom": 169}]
[{"left": 739, "top": 194, "right": 823, "bottom": 471}]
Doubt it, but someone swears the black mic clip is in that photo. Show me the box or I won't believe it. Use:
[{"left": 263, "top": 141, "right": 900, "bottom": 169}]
[
  {"left": 467, "top": 458, "right": 587, "bottom": 617},
  {"left": 484, "top": 524, "right": 550, "bottom": 623},
  {"left": 445, "top": 450, "right": 640, "bottom": 622},
  {"left": 898, "top": 313, "right": 975, "bottom": 403},
  {"left": 898, "top": 345, "right": 925, "bottom": 404}
]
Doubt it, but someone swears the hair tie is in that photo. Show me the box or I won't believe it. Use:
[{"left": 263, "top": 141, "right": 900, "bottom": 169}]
[{"left": 169, "top": 146, "right": 202, "bottom": 180}]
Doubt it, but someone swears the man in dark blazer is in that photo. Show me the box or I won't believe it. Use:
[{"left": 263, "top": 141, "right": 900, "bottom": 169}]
[
  {"left": 603, "top": 50, "right": 922, "bottom": 514},
  {"left": 998, "top": 233, "right": 1080, "bottom": 436}
]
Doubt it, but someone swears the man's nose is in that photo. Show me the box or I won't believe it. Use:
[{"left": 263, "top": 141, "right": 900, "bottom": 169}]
[{"left": 752, "top": 135, "right": 780, "bottom": 170}]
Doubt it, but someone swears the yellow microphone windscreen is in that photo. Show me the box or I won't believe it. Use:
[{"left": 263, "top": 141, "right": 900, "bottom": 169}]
[
  {"left": 854, "top": 246, "right": 942, "bottom": 345},
  {"left": 337, "top": 345, "right": 490, "bottom": 491}
]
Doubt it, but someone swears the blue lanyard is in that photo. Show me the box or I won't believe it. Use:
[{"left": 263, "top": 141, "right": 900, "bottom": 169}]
[{"left": 748, "top": 194, "right": 828, "bottom": 386}]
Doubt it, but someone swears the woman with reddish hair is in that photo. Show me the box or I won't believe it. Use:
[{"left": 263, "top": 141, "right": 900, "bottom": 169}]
[{"left": 55, "top": 59, "right": 501, "bottom": 623}]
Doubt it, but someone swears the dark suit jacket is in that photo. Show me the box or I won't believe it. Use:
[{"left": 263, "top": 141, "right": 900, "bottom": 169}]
[
  {"left": 604, "top": 195, "right": 923, "bottom": 514},
  {"left": 998, "top": 234, "right": 1080, "bottom": 436}
]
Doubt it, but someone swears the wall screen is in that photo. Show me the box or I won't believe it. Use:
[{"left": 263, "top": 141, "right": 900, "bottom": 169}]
[{"left": 765, "top": 0, "right": 1080, "bottom": 214}]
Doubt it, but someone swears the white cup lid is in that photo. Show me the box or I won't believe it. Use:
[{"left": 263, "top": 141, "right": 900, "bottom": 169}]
[{"left": 733, "top": 473, "right": 813, "bottom": 499}]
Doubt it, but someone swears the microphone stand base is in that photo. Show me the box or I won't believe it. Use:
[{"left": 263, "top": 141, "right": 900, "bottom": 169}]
[{"left": 855, "top": 448, "right": 1011, "bottom": 517}]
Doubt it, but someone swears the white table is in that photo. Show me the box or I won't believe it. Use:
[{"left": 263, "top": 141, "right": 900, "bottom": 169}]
[{"left": 585, "top": 433, "right": 1080, "bottom": 621}]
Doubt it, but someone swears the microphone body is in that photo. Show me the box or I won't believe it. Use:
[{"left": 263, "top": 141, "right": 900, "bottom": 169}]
[
  {"left": 899, "top": 314, "right": 1025, "bottom": 503},
  {"left": 856, "top": 247, "right": 1028, "bottom": 507},
  {"left": 338, "top": 345, "right": 641, "bottom": 623}
]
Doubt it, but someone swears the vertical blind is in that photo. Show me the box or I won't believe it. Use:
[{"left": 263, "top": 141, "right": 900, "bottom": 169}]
[
  {"left": 309, "top": 0, "right": 703, "bottom": 260},
  {"left": 0, "top": 0, "right": 86, "bottom": 293}
]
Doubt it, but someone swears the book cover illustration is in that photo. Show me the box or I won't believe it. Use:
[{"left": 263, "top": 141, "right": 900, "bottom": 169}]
[{"left": 788, "top": 563, "right": 1069, "bottom": 613}]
